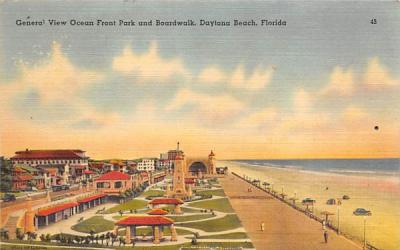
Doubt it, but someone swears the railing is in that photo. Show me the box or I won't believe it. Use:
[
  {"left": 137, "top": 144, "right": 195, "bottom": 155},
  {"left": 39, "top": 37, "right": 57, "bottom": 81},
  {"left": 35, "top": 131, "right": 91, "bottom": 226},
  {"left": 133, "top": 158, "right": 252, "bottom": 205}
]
[{"left": 231, "top": 172, "right": 380, "bottom": 250}]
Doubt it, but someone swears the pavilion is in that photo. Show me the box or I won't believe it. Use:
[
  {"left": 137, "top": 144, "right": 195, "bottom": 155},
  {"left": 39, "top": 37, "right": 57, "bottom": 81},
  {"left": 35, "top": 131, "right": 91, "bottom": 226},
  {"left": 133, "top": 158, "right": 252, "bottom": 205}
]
[
  {"left": 36, "top": 202, "right": 79, "bottom": 227},
  {"left": 147, "top": 208, "right": 169, "bottom": 215},
  {"left": 149, "top": 198, "right": 184, "bottom": 214},
  {"left": 115, "top": 216, "right": 177, "bottom": 244}
]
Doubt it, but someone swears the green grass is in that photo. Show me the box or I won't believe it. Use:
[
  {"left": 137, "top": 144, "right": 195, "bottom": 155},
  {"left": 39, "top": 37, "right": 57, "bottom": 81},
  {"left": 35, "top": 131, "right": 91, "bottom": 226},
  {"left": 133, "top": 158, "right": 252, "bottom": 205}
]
[
  {"left": 195, "top": 189, "right": 226, "bottom": 197},
  {"left": 105, "top": 199, "right": 148, "bottom": 213},
  {"left": 181, "top": 206, "right": 201, "bottom": 213},
  {"left": 179, "top": 214, "right": 242, "bottom": 232},
  {"left": 117, "top": 227, "right": 193, "bottom": 236},
  {"left": 195, "top": 232, "right": 249, "bottom": 239},
  {"left": 167, "top": 214, "right": 215, "bottom": 222},
  {"left": 112, "top": 215, "right": 127, "bottom": 221},
  {"left": 189, "top": 198, "right": 234, "bottom": 213},
  {"left": 71, "top": 216, "right": 114, "bottom": 233},
  {"left": 140, "top": 189, "right": 165, "bottom": 198},
  {"left": 116, "top": 241, "right": 253, "bottom": 249}
]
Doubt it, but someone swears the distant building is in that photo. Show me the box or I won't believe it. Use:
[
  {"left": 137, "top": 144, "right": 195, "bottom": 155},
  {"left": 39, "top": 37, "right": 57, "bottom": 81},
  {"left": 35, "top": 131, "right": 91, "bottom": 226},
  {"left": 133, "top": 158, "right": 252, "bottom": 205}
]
[
  {"left": 11, "top": 149, "right": 89, "bottom": 167},
  {"left": 167, "top": 150, "right": 184, "bottom": 161},
  {"left": 95, "top": 171, "right": 132, "bottom": 202},
  {"left": 137, "top": 158, "right": 157, "bottom": 172},
  {"left": 157, "top": 159, "right": 173, "bottom": 171}
]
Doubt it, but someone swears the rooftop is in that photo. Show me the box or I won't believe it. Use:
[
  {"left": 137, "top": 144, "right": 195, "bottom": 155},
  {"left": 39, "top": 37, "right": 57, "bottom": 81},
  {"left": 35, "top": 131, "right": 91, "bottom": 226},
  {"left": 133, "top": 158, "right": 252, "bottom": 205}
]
[
  {"left": 37, "top": 202, "right": 78, "bottom": 216},
  {"left": 78, "top": 193, "right": 106, "bottom": 203},
  {"left": 147, "top": 208, "right": 169, "bottom": 215},
  {"left": 116, "top": 215, "right": 174, "bottom": 226},
  {"left": 12, "top": 149, "right": 86, "bottom": 160},
  {"left": 96, "top": 171, "right": 130, "bottom": 181},
  {"left": 149, "top": 198, "right": 184, "bottom": 205}
]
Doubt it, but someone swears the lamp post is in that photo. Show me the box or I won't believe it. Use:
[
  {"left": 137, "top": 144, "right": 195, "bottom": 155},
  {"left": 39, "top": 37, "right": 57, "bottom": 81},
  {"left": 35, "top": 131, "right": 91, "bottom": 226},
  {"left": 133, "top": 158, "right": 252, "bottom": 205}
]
[
  {"left": 337, "top": 204, "right": 340, "bottom": 234},
  {"left": 363, "top": 216, "right": 367, "bottom": 249},
  {"left": 353, "top": 209, "right": 371, "bottom": 250}
]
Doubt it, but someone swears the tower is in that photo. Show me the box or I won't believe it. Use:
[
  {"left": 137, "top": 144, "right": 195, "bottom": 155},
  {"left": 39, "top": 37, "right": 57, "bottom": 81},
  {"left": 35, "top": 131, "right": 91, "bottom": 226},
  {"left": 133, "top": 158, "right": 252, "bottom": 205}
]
[
  {"left": 208, "top": 150, "right": 215, "bottom": 174},
  {"left": 171, "top": 142, "right": 188, "bottom": 198}
]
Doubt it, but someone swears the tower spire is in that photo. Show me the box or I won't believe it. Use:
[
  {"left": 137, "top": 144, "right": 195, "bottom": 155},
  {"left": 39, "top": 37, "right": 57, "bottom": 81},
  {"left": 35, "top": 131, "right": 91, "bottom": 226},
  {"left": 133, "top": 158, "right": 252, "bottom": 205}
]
[{"left": 177, "top": 141, "right": 180, "bottom": 151}]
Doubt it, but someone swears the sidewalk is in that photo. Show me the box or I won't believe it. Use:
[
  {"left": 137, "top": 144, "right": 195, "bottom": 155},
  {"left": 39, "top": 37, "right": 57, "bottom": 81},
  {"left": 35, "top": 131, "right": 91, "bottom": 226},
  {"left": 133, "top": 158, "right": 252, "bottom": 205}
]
[{"left": 220, "top": 173, "right": 361, "bottom": 250}]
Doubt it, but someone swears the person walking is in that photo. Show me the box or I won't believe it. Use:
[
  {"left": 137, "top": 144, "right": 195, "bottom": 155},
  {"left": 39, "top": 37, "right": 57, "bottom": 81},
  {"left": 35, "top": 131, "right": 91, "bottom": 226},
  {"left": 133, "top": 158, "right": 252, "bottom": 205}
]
[
  {"left": 324, "top": 230, "right": 328, "bottom": 243},
  {"left": 260, "top": 221, "right": 265, "bottom": 231},
  {"left": 322, "top": 220, "right": 326, "bottom": 231}
]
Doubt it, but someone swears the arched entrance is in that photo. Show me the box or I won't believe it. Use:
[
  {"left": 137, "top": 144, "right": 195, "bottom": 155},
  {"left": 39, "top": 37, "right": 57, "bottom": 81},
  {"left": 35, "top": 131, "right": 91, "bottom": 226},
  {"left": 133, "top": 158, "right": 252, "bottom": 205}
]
[{"left": 188, "top": 162, "right": 207, "bottom": 177}]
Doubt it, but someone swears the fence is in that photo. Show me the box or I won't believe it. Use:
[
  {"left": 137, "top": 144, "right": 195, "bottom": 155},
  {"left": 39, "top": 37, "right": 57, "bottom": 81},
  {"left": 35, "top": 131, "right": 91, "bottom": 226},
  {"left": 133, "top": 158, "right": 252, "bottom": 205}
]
[{"left": 231, "top": 172, "right": 380, "bottom": 250}]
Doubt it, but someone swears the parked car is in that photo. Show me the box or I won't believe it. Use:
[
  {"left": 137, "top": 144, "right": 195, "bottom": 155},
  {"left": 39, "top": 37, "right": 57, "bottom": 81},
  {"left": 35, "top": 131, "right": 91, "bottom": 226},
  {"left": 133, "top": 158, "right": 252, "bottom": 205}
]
[
  {"left": 2, "top": 193, "right": 16, "bottom": 202},
  {"left": 326, "top": 198, "right": 336, "bottom": 205},
  {"left": 51, "top": 185, "right": 69, "bottom": 192},
  {"left": 353, "top": 208, "right": 371, "bottom": 216},
  {"left": 342, "top": 195, "right": 350, "bottom": 200}
]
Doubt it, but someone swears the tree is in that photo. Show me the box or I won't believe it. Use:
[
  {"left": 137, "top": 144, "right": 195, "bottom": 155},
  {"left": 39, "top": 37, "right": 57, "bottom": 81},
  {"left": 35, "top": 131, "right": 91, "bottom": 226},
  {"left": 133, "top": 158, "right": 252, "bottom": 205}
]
[
  {"left": 0, "top": 157, "right": 13, "bottom": 192},
  {"left": 99, "top": 234, "right": 105, "bottom": 245}
]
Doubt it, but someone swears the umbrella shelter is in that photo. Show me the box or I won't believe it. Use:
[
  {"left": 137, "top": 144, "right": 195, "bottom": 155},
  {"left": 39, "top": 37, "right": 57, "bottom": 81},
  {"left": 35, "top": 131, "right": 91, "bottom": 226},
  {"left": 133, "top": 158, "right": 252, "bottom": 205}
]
[
  {"left": 321, "top": 211, "right": 335, "bottom": 222},
  {"left": 115, "top": 215, "right": 177, "bottom": 244}
]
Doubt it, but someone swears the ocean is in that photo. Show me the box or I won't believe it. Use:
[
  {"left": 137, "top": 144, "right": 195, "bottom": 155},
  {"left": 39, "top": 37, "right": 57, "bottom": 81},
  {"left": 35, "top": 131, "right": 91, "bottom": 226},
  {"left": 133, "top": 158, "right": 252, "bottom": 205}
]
[{"left": 233, "top": 158, "right": 400, "bottom": 176}]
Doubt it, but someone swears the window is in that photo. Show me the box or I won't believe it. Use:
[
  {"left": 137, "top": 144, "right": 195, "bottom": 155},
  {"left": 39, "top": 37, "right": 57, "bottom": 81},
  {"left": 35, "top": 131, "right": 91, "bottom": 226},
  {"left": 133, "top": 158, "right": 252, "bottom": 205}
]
[{"left": 114, "top": 182, "right": 122, "bottom": 188}]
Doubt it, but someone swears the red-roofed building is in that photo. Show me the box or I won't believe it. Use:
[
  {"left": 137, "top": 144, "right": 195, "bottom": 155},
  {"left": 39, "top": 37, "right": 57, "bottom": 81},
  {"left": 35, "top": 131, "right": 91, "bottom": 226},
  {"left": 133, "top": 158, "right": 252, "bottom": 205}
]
[
  {"left": 36, "top": 202, "right": 79, "bottom": 228},
  {"left": 95, "top": 171, "right": 133, "bottom": 200},
  {"left": 115, "top": 215, "right": 177, "bottom": 244},
  {"left": 11, "top": 149, "right": 88, "bottom": 167},
  {"left": 147, "top": 208, "right": 169, "bottom": 215},
  {"left": 149, "top": 198, "right": 184, "bottom": 214},
  {"left": 77, "top": 193, "right": 107, "bottom": 212}
]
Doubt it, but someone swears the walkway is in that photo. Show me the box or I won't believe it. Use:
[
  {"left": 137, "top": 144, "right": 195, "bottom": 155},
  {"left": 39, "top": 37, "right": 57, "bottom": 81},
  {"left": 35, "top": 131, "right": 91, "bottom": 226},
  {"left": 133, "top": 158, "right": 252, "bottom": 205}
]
[{"left": 220, "top": 173, "right": 361, "bottom": 250}]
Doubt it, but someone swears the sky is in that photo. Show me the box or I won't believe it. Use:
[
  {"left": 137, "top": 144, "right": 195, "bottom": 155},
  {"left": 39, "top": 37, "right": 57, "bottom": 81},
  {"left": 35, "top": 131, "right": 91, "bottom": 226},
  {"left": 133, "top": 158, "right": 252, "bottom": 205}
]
[{"left": 0, "top": 1, "right": 399, "bottom": 159}]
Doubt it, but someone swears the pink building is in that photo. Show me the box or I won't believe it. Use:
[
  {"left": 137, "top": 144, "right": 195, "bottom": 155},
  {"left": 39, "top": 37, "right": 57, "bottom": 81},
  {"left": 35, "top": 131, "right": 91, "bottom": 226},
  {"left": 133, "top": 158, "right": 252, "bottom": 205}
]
[{"left": 95, "top": 171, "right": 132, "bottom": 202}]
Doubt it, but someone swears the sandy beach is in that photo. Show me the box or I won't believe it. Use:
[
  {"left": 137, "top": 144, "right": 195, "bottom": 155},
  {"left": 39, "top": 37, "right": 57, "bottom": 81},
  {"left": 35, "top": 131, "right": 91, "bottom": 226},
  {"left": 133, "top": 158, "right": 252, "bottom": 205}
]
[
  {"left": 220, "top": 172, "right": 360, "bottom": 250},
  {"left": 221, "top": 161, "right": 400, "bottom": 250}
]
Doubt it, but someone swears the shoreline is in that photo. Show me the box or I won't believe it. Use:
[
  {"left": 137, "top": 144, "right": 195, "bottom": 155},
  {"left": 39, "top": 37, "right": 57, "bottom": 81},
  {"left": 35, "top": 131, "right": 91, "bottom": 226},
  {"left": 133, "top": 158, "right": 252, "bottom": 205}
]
[
  {"left": 221, "top": 161, "right": 400, "bottom": 250},
  {"left": 219, "top": 172, "right": 361, "bottom": 250}
]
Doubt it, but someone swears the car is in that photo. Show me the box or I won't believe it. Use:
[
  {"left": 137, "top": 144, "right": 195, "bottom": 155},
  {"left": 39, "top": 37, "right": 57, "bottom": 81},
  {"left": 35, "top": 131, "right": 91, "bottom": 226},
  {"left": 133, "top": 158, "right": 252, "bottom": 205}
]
[
  {"left": 342, "top": 195, "right": 350, "bottom": 200},
  {"left": 353, "top": 208, "right": 371, "bottom": 216},
  {"left": 326, "top": 198, "right": 336, "bottom": 205},
  {"left": 2, "top": 193, "right": 16, "bottom": 202}
]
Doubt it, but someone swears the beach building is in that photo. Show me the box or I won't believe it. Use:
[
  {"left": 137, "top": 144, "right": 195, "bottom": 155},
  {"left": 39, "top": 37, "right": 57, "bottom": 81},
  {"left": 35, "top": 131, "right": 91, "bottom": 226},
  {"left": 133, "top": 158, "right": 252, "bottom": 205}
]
[
  {"left": 137, "top": 158, "right": 157, "bottom": 172},
  {"left": 95, "top": 171, "right": 132, "bottom": 202},
  {"left": 149, "top": 198, "right": 184, "bottom": 214},
  {"left": 115, "top": 215, "right": 177, "bottom": 244},
  {"left": 11, "top": 149, "right": 89, "bottom": 167}
]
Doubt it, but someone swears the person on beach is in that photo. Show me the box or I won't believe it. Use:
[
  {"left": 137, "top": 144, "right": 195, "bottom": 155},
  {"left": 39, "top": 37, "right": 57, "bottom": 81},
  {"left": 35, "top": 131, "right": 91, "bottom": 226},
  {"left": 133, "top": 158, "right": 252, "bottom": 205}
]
[
  {"left": 261, "top": 221, "right": 265, "bottom": 231},
  {"left": 324, "top": 230, "right": 328, "bottom": 243},
  {"left": 322, "top": 220, "right": 326, "bottom": 230}
]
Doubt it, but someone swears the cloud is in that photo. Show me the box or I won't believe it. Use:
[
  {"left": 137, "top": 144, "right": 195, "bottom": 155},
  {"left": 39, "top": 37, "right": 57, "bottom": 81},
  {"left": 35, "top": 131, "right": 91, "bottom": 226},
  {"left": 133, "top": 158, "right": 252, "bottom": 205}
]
[
  {"left": 166, "top": 88, "right": 245, "bottom": 124},
  {"left": 363, "top": 57, "right": 399, "bottom": 89},
  {"left": 293, "top": 88, "right": 312, "bottom": 113},
  {"left": 238, "top": 107, "right": 278, "bottom": 128},
  {"left": 112, "top": 41, "right": 189, "bottom": 82},
  {"left": 197, "top": 65, "right": 226, "bottom": 84},
  {"left": 230, "top": 65, "right": 274, "bottom": 90},
  {"left": 320, "top": 66, "right": 354, "bottom": 96},
  {"left": 11, "top": 41, "right": 102, "bottom": 102}
]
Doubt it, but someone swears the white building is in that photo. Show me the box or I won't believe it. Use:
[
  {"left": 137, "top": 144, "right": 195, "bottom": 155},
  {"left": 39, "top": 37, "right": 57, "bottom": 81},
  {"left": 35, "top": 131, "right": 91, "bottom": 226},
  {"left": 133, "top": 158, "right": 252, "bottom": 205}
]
[{"left": 137, "top": 158, "right": 157, "bottom": 172}]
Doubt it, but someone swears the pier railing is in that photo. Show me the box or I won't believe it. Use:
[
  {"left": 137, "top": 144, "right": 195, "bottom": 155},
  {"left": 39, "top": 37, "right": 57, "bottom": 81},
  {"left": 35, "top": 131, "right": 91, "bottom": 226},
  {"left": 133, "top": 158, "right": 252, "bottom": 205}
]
[{"left": 231, "top": 171, "right": 379, "bottom": 250}]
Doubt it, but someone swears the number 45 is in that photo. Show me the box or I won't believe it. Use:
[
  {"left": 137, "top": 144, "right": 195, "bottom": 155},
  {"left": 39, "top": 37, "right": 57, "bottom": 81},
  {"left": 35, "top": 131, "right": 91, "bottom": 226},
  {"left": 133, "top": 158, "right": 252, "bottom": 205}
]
[{"left": 370, "top": 19, "right": 377, "bottom": 24}]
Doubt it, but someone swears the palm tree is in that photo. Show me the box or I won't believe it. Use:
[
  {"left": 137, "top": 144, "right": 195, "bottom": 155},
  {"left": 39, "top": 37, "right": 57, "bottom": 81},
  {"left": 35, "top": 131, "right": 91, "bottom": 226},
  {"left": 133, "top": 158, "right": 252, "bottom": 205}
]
[{"left": 99, "top": 234, "right": 105, "bottom": 245}]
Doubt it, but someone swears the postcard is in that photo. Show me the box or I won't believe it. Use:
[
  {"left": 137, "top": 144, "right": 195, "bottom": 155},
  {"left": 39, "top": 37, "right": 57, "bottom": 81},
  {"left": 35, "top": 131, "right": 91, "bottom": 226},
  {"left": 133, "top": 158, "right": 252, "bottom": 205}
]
[{"left": 0, "top": 1, "right": 399, "bottom": 249}]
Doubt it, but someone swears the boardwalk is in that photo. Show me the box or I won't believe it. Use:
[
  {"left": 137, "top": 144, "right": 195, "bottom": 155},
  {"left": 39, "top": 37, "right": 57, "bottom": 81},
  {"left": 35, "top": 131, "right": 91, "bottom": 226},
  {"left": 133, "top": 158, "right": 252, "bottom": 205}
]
[{"left": 220, "top": 173, "right": 361, "bottom": 250}]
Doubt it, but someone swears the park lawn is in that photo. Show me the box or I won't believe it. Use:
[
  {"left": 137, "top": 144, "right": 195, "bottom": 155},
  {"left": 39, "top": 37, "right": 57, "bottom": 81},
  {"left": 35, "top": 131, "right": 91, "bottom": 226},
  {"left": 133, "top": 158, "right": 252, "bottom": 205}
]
[
  {"left": 179, "top": 214, "right": 242, "bottom": 232},
  {"left": 117, "top": 227, "right": 193, "bottom": 236},
  {"left": 140, "top": 189, "right": 165, "bottom": 198},
  {"left": 167, "top": 213, "right": 215, "bottom": 222},
  {"left": 195, "top": 189, "right": 226, "bottom": 197},
  {"left": 116, "top": 241, "right": 253, "bottom": 250},
  {"left": 188, "top": 198, "right": 234, "bottom": 213},
  {"left": 195, "top": 232, "right": 249, "bottom": 239},
  {"left": 181, "top": 206, "right": 201, "bottom": 213},
  {"left": 71, "top": 216, "right": 114, "bottom": 233},
  {"left": 105, "top": 199, "right": 148, "bottom": 213}
]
